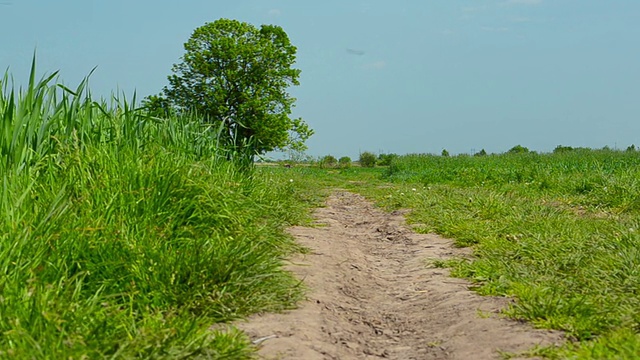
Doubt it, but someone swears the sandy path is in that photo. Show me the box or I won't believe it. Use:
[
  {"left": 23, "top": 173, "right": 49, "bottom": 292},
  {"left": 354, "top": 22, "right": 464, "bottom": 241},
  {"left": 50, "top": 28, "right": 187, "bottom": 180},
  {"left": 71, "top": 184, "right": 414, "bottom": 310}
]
[{"left": 239, "top": 191, "right": 563, "bottom": 359}]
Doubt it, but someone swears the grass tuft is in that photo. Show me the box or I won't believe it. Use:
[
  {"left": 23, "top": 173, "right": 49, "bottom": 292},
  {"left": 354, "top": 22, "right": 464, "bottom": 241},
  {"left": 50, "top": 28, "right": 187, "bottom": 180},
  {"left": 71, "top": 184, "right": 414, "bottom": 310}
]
[{"left": 0, "top": 61, "right": 312, "bottom": 357}]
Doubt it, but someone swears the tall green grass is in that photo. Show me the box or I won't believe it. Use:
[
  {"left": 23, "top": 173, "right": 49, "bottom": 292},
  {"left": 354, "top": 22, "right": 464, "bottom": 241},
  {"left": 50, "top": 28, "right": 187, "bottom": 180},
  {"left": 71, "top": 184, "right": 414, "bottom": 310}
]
[
  {"left": 372, "top": 152, "right": 640, "bottom": 358},
  {"left": 387, "top": 151, "right": 640, "bottom": 212},
  {"left": 0, "top": 62, "right": 308, "bottom": 358}
]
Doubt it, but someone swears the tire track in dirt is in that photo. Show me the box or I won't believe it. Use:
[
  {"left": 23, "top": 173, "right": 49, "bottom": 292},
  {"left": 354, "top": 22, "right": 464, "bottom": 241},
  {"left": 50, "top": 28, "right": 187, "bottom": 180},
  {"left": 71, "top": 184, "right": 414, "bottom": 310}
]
[{"left": 239, "top": 191, "right": 563, "bottom": 359}]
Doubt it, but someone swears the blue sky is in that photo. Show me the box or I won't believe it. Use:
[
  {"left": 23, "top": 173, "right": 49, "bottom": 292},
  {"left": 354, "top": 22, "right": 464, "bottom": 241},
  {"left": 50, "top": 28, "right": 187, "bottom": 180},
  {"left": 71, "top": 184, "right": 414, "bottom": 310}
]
[{"left": 1, "top": 0, "right": 639, "bottom": 158}]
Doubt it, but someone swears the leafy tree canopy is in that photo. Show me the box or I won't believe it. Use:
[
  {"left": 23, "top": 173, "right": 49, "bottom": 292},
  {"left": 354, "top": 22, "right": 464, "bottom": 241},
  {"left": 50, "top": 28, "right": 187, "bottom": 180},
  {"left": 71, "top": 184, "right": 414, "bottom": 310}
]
[
  {"left": 507, "top": 145, "right": 530, "bottom": 154},
  {"left": 377, "top": 153, "right": 398, "bottom": 166},
  {"left": 148, "top": 19, "right": 313, "bottom": 160},
  {"left": 359, "top": 152, "right": 377, "bottom": 168},
  {"left": 474, "top": 149, "right": 488, "bottom": 157}
]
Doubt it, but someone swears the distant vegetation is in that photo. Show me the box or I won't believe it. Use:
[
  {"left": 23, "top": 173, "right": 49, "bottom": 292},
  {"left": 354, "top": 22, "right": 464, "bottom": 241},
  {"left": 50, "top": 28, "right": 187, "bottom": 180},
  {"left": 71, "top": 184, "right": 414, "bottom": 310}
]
[
  {"left": 474, "top": 148, "right": 488, "bottom": 157},
  {"left": 320, "top": 154, "right": 338, "bottom": 168},
  {"left": 507, "top": 144, "right": 530, "bottom": 154},
  {"left": 339, "top": 156, "right": 352, "bottom": 168},
  {"left": 377, "top": 153, "right": 398, "bottom": 166},
  {"left": 359, "top": 151, "right": 377, "bottom": 168}
]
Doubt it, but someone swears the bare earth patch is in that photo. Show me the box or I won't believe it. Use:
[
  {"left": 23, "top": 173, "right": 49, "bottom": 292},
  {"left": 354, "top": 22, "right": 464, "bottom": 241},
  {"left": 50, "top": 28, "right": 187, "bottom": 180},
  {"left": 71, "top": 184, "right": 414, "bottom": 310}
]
[{"left": 239, "top": 191, "right": 563, "bottom": 359}]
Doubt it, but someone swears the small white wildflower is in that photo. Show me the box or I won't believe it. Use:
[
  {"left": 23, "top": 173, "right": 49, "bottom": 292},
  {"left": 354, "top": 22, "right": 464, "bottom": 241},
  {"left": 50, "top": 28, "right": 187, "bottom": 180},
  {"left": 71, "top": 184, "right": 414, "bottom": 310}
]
[
  {"left": 412, "top": 188, "right": 417, "bottom": 191},
  {"left": 289, "top": 179, "right": 294, "bottom": 183}
]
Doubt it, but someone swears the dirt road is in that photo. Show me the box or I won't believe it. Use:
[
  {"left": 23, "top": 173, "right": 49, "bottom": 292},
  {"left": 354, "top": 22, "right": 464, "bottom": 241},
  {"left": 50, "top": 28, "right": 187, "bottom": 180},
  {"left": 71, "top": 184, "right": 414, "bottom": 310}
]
[{"left": 240, "top": 191, "right": 562, "bottom": 359}]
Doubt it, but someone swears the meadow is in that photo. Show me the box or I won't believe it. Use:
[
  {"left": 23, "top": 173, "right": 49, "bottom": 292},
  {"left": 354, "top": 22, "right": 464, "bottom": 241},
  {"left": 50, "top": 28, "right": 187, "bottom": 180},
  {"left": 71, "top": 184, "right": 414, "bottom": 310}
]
[
  {"left": 324, "top": 150, "right": 640, "bottom": 359},
  {"left": 3, "top": 63, "right": 640, "bottom": 359},
  {"left": 0, "top": 64, "right": 317, "bottom": 358}
]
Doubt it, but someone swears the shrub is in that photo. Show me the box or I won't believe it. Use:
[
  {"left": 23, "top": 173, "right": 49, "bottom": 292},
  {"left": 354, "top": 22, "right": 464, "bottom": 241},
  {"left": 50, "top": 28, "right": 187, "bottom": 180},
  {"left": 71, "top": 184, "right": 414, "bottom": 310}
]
[
  {"left": 377, "top": 153, "right": 398, "bottom": 166},
  {"left": 554, "top": 145, "right": 574, "bottom": 153},
  {"left": 474, "top": 149, "right": 488, "bottom": 157},
  {"left": 359, "top": 152, "right": 377, "bottom": 168},
  {"left": 508, "top": 145, "right": 530, "bottom": 154},
  {"left": 338, "top": 156, "right": 352, "bottom": 168},
  {"left": 320, "top": 155, "right": 338, "bottom": 168}
]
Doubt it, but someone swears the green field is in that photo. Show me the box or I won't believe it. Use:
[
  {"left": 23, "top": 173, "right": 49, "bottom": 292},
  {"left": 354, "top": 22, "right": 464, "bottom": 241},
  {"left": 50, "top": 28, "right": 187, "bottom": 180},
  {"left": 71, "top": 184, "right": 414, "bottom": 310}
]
[
  {"left": 3, "top": 66, "right": 640, "bottom": 358},
  {"left": 332, "top": 151, "right": 640, "bottom": 359}
]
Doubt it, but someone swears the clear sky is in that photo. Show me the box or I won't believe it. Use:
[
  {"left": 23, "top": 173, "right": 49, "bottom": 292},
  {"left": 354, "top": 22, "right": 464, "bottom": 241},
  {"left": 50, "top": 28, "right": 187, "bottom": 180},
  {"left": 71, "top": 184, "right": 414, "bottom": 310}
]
[{"left": 2, "top": 0, "right": 639, "bottom": 158}]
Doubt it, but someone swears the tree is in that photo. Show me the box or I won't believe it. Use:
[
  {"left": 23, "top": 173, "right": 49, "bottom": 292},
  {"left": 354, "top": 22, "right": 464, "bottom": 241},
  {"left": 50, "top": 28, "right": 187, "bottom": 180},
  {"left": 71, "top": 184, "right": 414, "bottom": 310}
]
[
  {"left": 338, "top": 156, "right": 352, "bottom": 168},
  {"left": 554, "top": 145, "right": 574, "bottom": 153},
  {"left": 151, "top": 19, "right": 313, "bottom": 162},
  {"left": 143, "top": 94, "right": 173, "bottom": 118},
  {"left": 474, "top": 149, "right": 487, "bottom": 157},
  {"left": 359, "top": 152, "right": 377, "bottom": 168},
  {"left": 320, "top": 155, "right": 337, "bottom": 168},
  {"left": 441, "top": 149, "right": 450, "bottom": 157},
  {"left": 377, "top": 153, "right": 397, "bottom": 166},
  {"left": 507, "top": 145, "right": 530, "bottom": 154}
]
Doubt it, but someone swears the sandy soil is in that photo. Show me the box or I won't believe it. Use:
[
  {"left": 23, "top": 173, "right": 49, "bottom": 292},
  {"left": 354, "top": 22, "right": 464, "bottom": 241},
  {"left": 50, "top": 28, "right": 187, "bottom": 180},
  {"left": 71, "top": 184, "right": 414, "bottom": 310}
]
[{"left": 239, "top": 191, "right": 563, "bottom": 359}]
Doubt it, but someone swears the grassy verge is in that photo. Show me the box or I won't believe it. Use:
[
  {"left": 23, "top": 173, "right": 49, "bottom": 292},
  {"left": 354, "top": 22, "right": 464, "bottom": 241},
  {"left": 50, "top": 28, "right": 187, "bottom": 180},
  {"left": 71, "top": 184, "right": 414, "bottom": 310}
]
[
  {"left": 333, "top": 152, "right": 640, "bottom": 358},
  {"left": 0, "top": 64, "right": 315, "bottom": 358},
  {"left": 293, "top": 154, "right": 640, "bottom": 358}
]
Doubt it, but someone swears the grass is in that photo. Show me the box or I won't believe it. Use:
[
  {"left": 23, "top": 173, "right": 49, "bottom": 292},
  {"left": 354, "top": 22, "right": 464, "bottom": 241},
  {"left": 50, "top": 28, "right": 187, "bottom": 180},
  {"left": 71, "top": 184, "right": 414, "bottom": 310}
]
[
  {"left": 335, "top": 151, "right": 640, "bottom": 358},
  {"left": 232, "top": 159, "right": 640, "bottom": 358},
  {"left": 0, "top": 62, "right": 318, "bottom": 358},
  {"left": 282, "top": 154, "right": 640, "bottom": 358},
  {"left": 5, "top": 59, "right": 640, "bottom": 358}
]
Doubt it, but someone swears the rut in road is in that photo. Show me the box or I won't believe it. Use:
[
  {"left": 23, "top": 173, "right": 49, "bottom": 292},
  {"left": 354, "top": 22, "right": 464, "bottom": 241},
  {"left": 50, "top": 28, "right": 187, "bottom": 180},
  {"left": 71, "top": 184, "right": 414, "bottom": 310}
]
[{"left": 240, "top": 191, "right": 563, "bottom": 359}]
